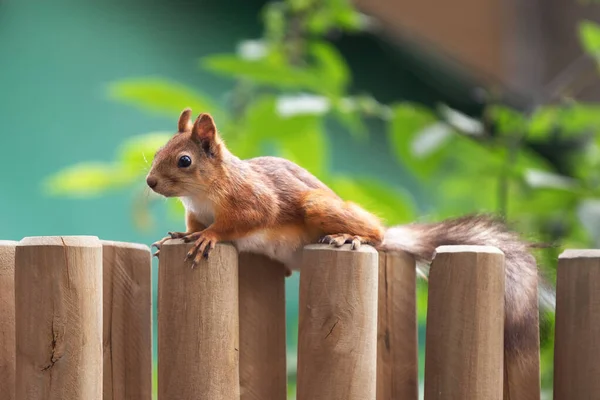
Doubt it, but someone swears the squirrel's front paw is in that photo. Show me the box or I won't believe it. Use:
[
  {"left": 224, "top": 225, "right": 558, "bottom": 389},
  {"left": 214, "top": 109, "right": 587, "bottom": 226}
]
[
  {"left": 319, "top": 234, "right": 373, "bottom": 250},
  {"left": 185, "top": 230, "right": 220, "bottom": 268}
]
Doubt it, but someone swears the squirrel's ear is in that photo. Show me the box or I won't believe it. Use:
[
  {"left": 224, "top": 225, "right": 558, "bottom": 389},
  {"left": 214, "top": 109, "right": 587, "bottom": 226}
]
[
  {"left": 177, "top": 108, "right": 193, "bottom": 132},
  {"left": 192, "top": 113, "right": 219, "bottom": 157}
]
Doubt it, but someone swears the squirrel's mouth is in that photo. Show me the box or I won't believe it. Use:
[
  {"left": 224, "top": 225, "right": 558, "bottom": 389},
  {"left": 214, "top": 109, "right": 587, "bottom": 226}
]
[{"left": 151, "top": 187, "right": 177, "bottom": 198}]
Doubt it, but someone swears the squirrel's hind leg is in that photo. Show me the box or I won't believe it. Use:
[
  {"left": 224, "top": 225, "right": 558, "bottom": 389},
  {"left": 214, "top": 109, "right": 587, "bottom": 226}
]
[{"left": 302, "top": 190, "right": 385, "bottom": 249}]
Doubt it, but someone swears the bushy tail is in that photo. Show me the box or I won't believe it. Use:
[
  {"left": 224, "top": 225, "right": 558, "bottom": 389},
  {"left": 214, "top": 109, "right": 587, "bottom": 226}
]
[{"left": 380, "top": 214, "right": 552, "bottom": 359}]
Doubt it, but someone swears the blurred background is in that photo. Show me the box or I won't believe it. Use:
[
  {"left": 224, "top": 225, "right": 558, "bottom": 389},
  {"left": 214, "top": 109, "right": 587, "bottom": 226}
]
[{"left": 4, "top": 0, "right": 600, "bottom": 397}]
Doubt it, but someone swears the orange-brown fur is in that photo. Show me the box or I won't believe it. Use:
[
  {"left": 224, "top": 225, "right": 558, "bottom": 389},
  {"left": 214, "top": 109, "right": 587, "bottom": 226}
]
[{"left": 147, "top": 109, "right": 545, "bottom": 385}]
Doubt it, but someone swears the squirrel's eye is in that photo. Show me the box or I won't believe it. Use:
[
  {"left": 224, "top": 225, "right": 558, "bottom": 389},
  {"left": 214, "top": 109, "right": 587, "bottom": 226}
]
[{"left": 178, "top": 155, "right": 192, "bottom": 168}]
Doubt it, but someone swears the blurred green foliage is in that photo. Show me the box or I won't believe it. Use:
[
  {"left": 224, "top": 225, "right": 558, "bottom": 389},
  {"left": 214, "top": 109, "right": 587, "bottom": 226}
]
[{"left": 45, "top": 0, "right": 600, "bottom": 396}]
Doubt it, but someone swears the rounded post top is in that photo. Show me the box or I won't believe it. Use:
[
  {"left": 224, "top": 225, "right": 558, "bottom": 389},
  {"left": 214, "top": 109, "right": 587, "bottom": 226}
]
[
  {"left": 435, "top": 245, "right": 504, "bottom": 255},
  {"left": 101, "top": 240, "right": 150, "bottom": 252},
  {"left": 162, "top": 239, "right": 237, "bottom": 253},
  {"left": 304, "top": 243, "right": 378, "bottom": 254},
  {"left": 559, "top": 249, "right": 600, "bottom": 259},
  {"left": 18, "top": 236, "right": 101, "bottom": 247}
]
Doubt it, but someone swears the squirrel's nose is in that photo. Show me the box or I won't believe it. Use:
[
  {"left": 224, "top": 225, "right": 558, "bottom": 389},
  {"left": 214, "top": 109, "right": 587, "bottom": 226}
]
[{"left": 146, "top": 176, "right": 158, "bottom": 189}]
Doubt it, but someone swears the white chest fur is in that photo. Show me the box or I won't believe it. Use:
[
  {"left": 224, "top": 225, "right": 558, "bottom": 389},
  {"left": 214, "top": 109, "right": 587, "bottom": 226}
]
[
  {"left": 180, "top": 196, "right": 305, "bottom": 269},
  {"left": 180, "top": 196, "right": 215, "bottom": 227},
  {"left": 234, "top": 231, "right": 304, "bottom": 270}
]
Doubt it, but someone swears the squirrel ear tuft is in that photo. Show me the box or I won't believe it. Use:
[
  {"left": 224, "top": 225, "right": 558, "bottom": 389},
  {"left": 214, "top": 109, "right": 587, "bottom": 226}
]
[
  {"left": 177, "top": 108, "right": 193, "bottom": 132},
  {"left": 192, "top": 113, "right": 219, "bottom": 156}
]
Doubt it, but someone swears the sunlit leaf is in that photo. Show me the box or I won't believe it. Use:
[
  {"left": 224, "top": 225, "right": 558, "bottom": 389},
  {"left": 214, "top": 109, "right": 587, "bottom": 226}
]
[
  {"left": 44, "top": 163, "right": 136, "bottom": 197},
  {"left": 388, "top": 103, "right": 443, "bottom": 178},
  {"left": 559, "top": 104, "right": 600, "bottom": 135},
  {"left": 486, "top": 105, "right": 527, "bottom": 136},
  {"left": 439, "top": 104, "right": 483, "bottom": 135},
  {"left": 528, "top": 107, "right": 558, "bottom": 139},
  {"left": 276, "top": 94, "right": 331, "bottom": 117},
  {"left": 511, "top": 183, "right": 578, "bottom": 222},
  {"left": 117, "top": 132, "right": 172, "bottom": 173},
  {"left": 201, "top": 54, "right": 322, "bottom": 92},
  {"left": 279, "top": 122, "right": 327, "bottom": 176},
  {"left": 523, "top": 169, "right": 577, "bottom": 190},
  {"left": 228, "top": 96, "right": 327, "bottom": 168},
  {"left": 236, "top": 39, "right": 268, "bottom": 61},
  {"left": 331, "top": 105, "right": 368, "bottom": 139},
  {"left": 309, "top": 41, "right": 350, "bottom": 94},
  {"left": 411, "top": 122, "right": 452, "bottom": 157},
  {"left": 108, "top": 78, "right": 222, "bottom": 118},
  {"left": 529, "top": 104, "right": 600, "bottom": 139},
  {"left": 579, "top": 20, "right": 600, "bottom": 59}
]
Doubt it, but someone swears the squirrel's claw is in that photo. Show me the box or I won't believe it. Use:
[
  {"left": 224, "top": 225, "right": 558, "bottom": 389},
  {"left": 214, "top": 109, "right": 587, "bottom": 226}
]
[
  {"left": 151, "top": 236, "right": 172, "bottom": 255},
  {"left": 168, "top": 231, "right": 188, "bottom": 239},
  {"left": 319, "top": 234, "right": 372, "bottom": 250},
  {"left": 185, "top": 231, "right": 219, "bottom": 268}
]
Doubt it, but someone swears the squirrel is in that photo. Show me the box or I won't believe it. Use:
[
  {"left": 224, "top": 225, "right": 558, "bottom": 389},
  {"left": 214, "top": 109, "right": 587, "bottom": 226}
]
[{"left": 147, "top": 108, "right": 547, "bottom": 384}]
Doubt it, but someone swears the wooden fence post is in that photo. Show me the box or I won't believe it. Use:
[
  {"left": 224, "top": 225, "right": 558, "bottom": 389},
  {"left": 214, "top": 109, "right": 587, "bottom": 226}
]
[
  {"left": 102, "top": 241, "right": 152, "bottom": 400},
  {"left": 297, "top": 244, "right": 379, "bottom": 400},
  {"left": 238, "top": 253, "right": 287, "bottom": 400},
  {"left": 377, "top": 250, "right": 418, "bottom": 400},
  {"left": 554, "top": 250, "right": 600, "bottom": 399},
  {"left": 0, "top": 241, "right": 17, "bottom": 400},
  {"left": 424, "top": 246, "right": 505, "bottom": 400},
  {"left": 158, "top": 240, "right": 239, "bottom": 400},
  {"left": 15, "top": 236, "right": 103, "bottom": 400}
]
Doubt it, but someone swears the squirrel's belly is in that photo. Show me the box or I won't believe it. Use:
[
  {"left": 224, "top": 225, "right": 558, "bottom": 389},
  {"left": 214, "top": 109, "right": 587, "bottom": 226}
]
[{"left": 233, "top": 227, "right": 310, "bottom": 269}]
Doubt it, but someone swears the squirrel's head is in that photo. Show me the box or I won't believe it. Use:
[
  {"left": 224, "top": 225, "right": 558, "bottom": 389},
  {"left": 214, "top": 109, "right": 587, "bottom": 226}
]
[{"left": 146, "top": 108, "right": 225, "bottom": 197}]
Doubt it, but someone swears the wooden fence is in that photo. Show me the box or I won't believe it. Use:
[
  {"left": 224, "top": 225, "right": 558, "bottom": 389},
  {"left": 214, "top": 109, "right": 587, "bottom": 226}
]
[{"left": 0, "top": 237, "right": 596, "bottom": 399}]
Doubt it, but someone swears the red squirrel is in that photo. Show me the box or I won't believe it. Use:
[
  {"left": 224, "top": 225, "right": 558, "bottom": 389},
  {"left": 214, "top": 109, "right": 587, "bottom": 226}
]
[{"left": 147, "top": 108, "right": 543, "bottom": 375}]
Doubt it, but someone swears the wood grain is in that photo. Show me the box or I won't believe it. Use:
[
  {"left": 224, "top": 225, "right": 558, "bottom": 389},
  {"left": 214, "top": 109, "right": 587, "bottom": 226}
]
[
  {"left": 424, "top": 245, "right": 505, "bottom": 400},
  {"left": 102, "top": 241, "right": 152, "bottom": 400},
  {"left": 238, "top": 253, "right": 287, "bottom": 400},
  {"left": 158, "top": 240, "right": 240, "bottom": 400},
  {"left": 15, "top": 236, "right": 103, "bottom": 400},
  {"left": 376, "top": 250, "right": 418, "bottom": 400},
  {"left": 553, "top": 249, "right": 600, "bottom": 399},
  {"left": 0, "top": 241, "right": 17, "bottom": 400},
  {"left": 296, "top": 244, "right": 379, "bottom": 400}
]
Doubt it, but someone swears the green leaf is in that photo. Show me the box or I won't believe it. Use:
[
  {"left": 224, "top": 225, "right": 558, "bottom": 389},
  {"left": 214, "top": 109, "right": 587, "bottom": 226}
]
[
  {"left": 523, "top": 169, "right": 577, "bottom": 191},
  {"left": 528, "top": 106, "right": 558, "bottom": 139},
  {"left": 234, "top": 95, "right": 328, "bottom": 174},
  {"left": 202, "top": 54, "right": 322, "bottom": 92},
  {"left": 117, "top": 132, "right": 172, "bottom": 173},
  {"left": 203, "top": 46, "right": 350, "bottom": 96},
  {"left": 331, "top": 104, "right": 368, "bottom": 139},
  {"left": 579, "top": 20, "right": 600, "bottom": 59},
  {"left": 439, "top": 104, "right": 483, "bottom": 135},
  {"left": 108, "top": 78, "right": 222, "bottom": 118},
  {"left": 559, "top": 104, "right": 600, "bottom": 135},
  {"left": 529, "top": 104, "right": 600, "bottom": 139},
  {"left": 327, "top": 176, "right": 416, "bottom": 224},
  {"left": 278, "top": 121, "right": 327, "bottom": 176},
  {"left": 388, "top": 103, "right": 443, "bottom": 178},
  {"left": 486, "top": 105, "right": 527, "bottom": 136},
  {"left": 43, "top": 163, "right": 136, "bottom": 197},
  {"left": 226, "top": 96, "right": 328, "bottom": 170},
  {"left": 310, "top": 41, "right": 350, "bottom": 94}
]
